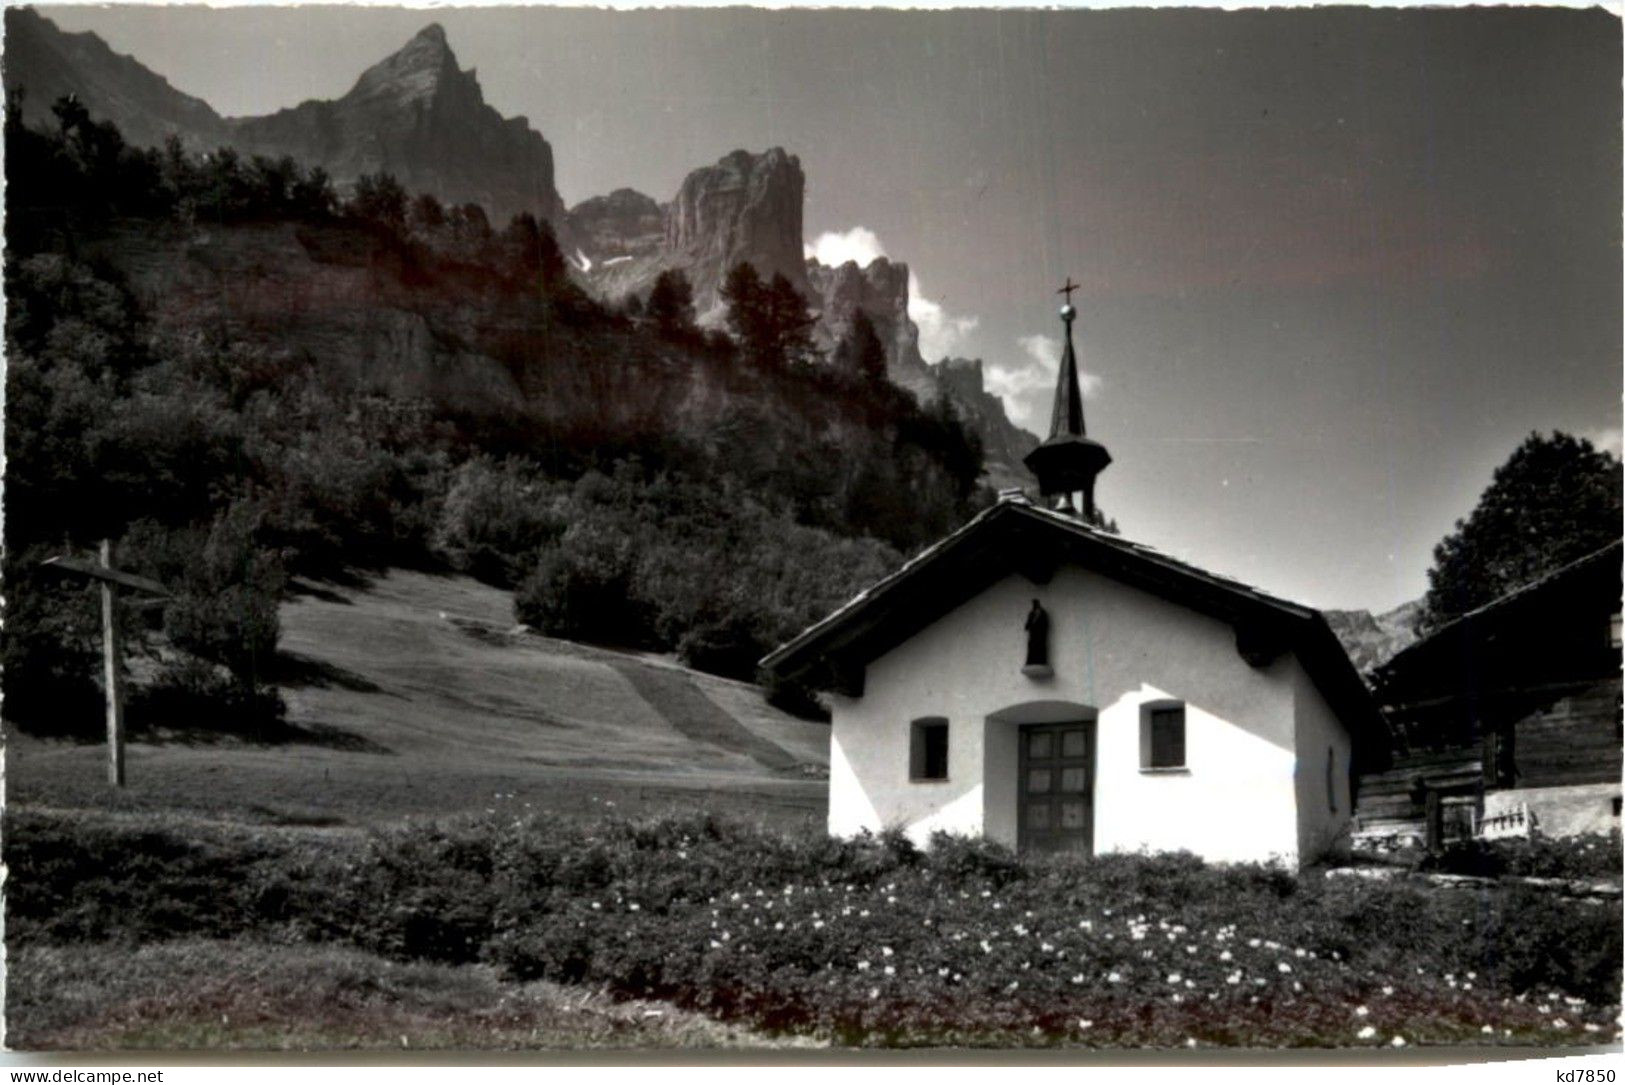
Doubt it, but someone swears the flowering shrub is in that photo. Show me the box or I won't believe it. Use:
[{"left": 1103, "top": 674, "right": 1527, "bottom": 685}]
[
  {"left": 9, "top": 809, "right": 1620, "bottom": 1048},
  {"left": 1418, "top": 831, "right": 1622, "bottom": 882}
]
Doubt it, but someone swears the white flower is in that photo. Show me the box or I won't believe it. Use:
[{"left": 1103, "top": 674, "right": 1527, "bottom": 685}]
[
  {"left": 1078, "top": 1019, "right": 1093, "bottom": 1030},
  {"left": 1108, "top": 971, "right": 1123, "bottom": 983},
  {"left": 1167, "top": 973, "right": 1183, "bottom": 984},
  {"left": 1481, "top": 1025, "right": 1493, "bottom": 1034},
  {"left": 884, "top": 965, "right": 895, "bottom": 976},
  {"left": 881, "top": 946, "right": 894, "bottom": 957},
  {"left": 1390, "top": 1036, "right": 1407, "bottom": 1048},
  {"left": 1381, "top": 986, "right": 1394, "bottom": 996},
  {"left": 857, "top": 961, "right": 870, "bottom": 971},
  {"left": 1357, "top": 1026, "right": 1376, "bottom": 1040},
  {"left": 1552, "top": 1019, "right": 1569, "bottom": 1030},
  {"left": 1071, "top": 974, "right": 1086, "bottom": 984},
  {"left": 1219, "top": 950, "right": 1233, "bottom": 962},
  {"left": 1277, "top": 962, "right": 1292, "bottom": 974},
  {"left": 1355, "top": 1006, "right": 1369, "bottom": 1018},
  {"left": 1226, "top": 971, "right": 1242, "bottom": 985}
]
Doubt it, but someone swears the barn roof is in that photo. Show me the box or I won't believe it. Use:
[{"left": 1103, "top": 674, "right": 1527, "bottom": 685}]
[
  {"left": 760, "top": 495, "right": 1387, "bottom": 745},
  {"left": 1373, "top": 538, "right": 1622, "bottom": 705}
]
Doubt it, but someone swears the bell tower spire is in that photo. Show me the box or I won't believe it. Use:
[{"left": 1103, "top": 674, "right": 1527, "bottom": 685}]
[{"left": 1022, "top": 279, "right": 1111, "bottom": 519}]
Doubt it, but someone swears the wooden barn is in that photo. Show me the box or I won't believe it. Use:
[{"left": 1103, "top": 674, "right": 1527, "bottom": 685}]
[{"left": 1354, "top": 540, "right": 1622, "bottom": 847}]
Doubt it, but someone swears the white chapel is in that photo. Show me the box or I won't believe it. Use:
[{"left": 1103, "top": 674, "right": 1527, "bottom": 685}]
[{"left": 761, "top": 291, "right": 1386, "bottom": 867}]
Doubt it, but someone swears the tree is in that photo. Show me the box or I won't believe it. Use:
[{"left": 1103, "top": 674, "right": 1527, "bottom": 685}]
[
  {"left": 410, "top": 192, "right": 447, "bottom": 232},
  {"left": 1418, "top": 430, "right": 1621, "bottom": 633},
  {"left": 834, "top": 310, "right": 888, "bottom": 384},
  {"left": 721, "top": 262, "right": 815, "bottom": 369},
  {"left": 765, "top": 272, "right": 817, "bottom": 369},
  {"left": 645, "top": 269, "right": 695, "bottom": 339},
  {"left": 722, "top": 261, "right": 769, "bottom": 363},
  {"left": 349, "top": 172, "right": 408, "bottom": 232},
  {"left": 502, "top": 212, "right": 567, "bottom": 287}
]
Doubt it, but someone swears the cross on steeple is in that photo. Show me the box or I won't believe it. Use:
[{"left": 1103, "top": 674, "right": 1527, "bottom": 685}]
[{"left": 1056, "top": 277, "right": 1080, "bottom": 305}]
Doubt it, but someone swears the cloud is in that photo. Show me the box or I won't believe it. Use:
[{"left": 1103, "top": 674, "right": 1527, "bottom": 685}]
[
  {"left": 908, "top": 272, "right": 980, "bottom": 360},
  {"left": 805, "top": 226, "right": 980, "bottom": 359},
  {"left": 987, "top": 334, "right": 1101, "bottom": 434},
  {"left": 805, "top": 227, "right": 887, "bottom": 268}
]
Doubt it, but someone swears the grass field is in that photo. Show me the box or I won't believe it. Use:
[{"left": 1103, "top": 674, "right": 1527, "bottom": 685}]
[
  {"left": 6, "top": 570, "right": 830, "bottom": 1050},
  {"left": 9, "top": 939, "right": 812, "bottom": 1050},
  {"left": 6, "top": 569, "right": 827, "bottom": 830}
]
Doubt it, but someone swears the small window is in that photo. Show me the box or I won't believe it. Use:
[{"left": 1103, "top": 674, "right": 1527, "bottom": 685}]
[
  {"left": 1610, "top": 611, "right": 1622, "bottom": 651},
  {"left": 1141, "top": 703, "right": 1186, "bottom": 770},
  {"left": 1327, "top": 747, "right": 1338, "bottom": 814},
  {"left": 910, "top": 717, "right": 949, "bottom": 781}
]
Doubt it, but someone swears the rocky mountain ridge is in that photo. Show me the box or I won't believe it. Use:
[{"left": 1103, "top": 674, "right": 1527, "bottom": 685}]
[
  {"left": 5, "top": 12, "right": 566, "bottom": 229},
  {"left": 7, "top": 9, "right": 1039, "bottom": 488},
  {"left": 1323, "top": 598, "right": 1425, "bottom": 677},
  {"left": 570, "top": 148, "right": 1039, "bottom": 487}
]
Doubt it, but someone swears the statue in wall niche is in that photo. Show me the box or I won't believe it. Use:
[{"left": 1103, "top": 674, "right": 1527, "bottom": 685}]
[{"left": 1023, "top": 599, "right": 1051, "bottom": 675}]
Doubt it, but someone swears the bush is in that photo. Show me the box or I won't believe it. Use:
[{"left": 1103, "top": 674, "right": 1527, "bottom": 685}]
[
  {"left": 431, "top": 456, "right": 564, "bottom": 585},
  {"left": 10, "top": 806, "right": 1618, "bottom": 1047},
  {"left": 1419, "top": 832, "right": 1623, "bottom": 881}
]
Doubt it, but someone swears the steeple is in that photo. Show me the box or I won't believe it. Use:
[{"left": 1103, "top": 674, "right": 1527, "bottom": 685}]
[{"left": 1022, "top": 279, "right": 1111, "bottom": 519}]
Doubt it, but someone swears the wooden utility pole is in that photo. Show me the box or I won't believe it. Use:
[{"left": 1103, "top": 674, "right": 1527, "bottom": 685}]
[
  {"left": 100, "top": 539, "right": 125, "bottom": 785},
  {"left": 41, "top": 542, "right": 169, "bottom": 787}
]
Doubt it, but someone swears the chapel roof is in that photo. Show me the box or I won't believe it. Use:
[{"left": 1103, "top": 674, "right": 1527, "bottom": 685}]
[{"left": 760, "top": 494, "right": 1388, "bottom": 747}]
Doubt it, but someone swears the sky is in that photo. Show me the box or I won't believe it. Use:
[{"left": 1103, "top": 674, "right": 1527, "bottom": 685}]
[{"left": 36, "top": 3, "right": 1624, "bottom": 612}]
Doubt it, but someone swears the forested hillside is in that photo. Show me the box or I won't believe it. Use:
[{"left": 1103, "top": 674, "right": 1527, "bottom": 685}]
[{"left": 3, "top": 97, "right": 991, "bottom": 737}]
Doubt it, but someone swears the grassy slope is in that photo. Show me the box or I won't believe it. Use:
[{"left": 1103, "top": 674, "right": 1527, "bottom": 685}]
[
  {"left": 10, "top": 939, "right": 816, "bottom": 1051},
  {"left": 5, "top": 569, "right": 827, "bottom": 829}
]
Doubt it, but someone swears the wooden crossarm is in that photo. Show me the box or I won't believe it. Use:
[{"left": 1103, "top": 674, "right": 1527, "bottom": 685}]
[{"left": 40, "top": 555, "right": 170, "bottom": 598}]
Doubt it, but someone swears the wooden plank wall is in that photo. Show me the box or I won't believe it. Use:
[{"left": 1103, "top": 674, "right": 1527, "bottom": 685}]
[
  {"left": 1512, "top": 678, "right": 1622, "bottom": 788},
  {"left": 1354, "top": 751, "right": 1483, "bottom": 828}
]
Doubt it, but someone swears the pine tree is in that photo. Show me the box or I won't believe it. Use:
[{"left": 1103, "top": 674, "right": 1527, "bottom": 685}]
[
  {"left": 834, "top": 310, "right": 888, "bottom": 383},
  {"left": 646, "top": 269, "right": 695, "bottom": 339}
]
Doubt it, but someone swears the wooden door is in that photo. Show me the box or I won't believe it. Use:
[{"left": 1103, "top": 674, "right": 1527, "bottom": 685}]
[{"left": 1018, "top": 721, "right": 1095, "bottom": 856}]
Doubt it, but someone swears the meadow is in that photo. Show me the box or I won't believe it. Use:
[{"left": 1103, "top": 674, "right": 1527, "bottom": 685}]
[{"left": 7, "top": 804, "right": 1620, "bottom": 1050}]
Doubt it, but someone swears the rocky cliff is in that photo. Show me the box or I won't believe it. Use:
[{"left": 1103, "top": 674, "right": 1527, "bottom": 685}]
[
  {"left": 665, "top": 148, "right": 809, "bottom": 314},
  {"left": 929, "top": 357, "right": 1040, "bottom": 490},
  {"left": 227, "top": 25, "right": 565, "bottom": 229},
  {"left": 3, "top": 7, "right": 227, "bottom": 150},
  {"left": 805, "top": 258, "right": 929, "bottom": 394},
  {"left": 4, "top": 13, "right": 566, "bottom": 230},
  {"left": 804, "top": 258, "right": 1038, "bottom": 490},
  {"left": 567, "top": 188, "right": 665, "bottom": 268},
  {"left": 10, "top": 8, "right": 1039, "bottom": 491},
  {"left": 1323, "top": 599, "right": 1425, "bottom": 677}
]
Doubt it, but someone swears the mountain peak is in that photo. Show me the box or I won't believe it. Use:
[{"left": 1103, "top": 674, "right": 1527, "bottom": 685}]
[{"left": 345, "top": 22, "right": 465, "bottom": 107}]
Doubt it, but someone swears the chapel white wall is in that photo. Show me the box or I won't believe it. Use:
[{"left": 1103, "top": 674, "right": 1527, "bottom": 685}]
[
  {"left": 1290, "top": 660, "right": 1354, "bottom": 862},
  {"left": 827, "top": 566, "right": 1309, "bottom": 866}
]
